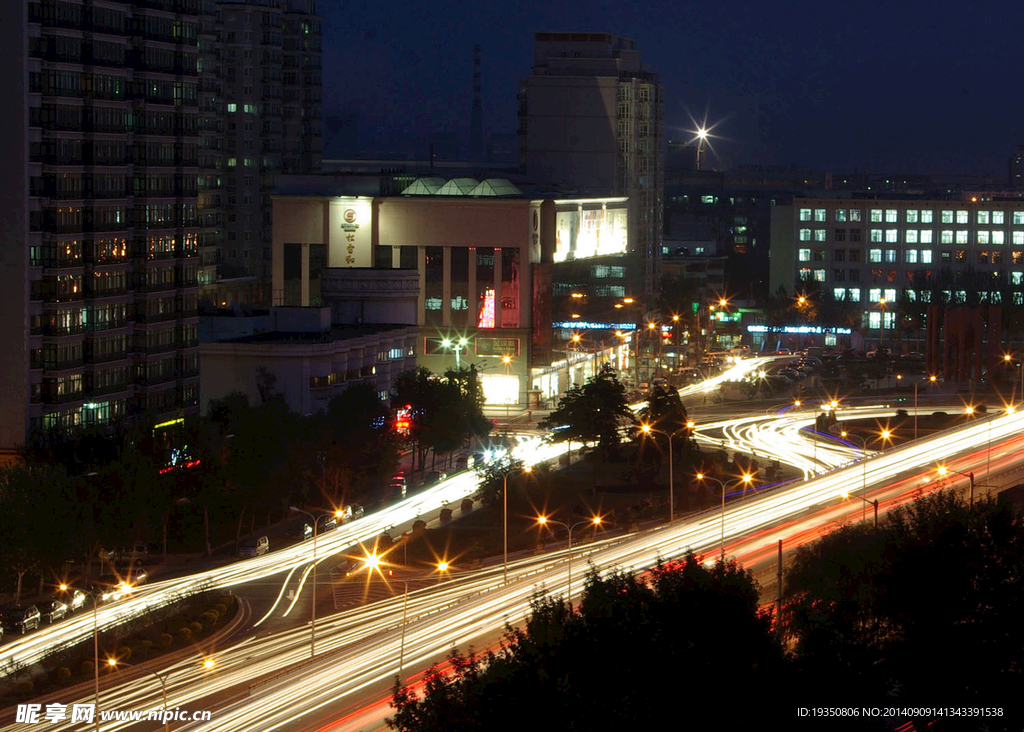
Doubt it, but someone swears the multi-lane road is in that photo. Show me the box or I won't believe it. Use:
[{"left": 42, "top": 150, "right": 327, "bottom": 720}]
[{"left": 7, "top": 391, "right": 1023, "bottom": 731}]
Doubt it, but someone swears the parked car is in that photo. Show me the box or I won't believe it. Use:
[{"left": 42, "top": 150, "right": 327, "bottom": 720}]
[
  {"left": 424, "top": 471, "right": 447, "bottom": 485},
  {"left": 290, "top": 521, "right": 314, "bottom": 541},
  {"left": 38, "top": 600, "right": 68, "bottom": 624},
  {"left": 0, "top": 605, "right": 41, "bottom": 635},
  {"left": 390, "top": 474, "right": 408, "bottom": 499},
  {"left": 66, "top": 589, "right": 87, "bottom": 612},
  {"left": 238, "top": 536, "right": 269, "bottom": 558}
]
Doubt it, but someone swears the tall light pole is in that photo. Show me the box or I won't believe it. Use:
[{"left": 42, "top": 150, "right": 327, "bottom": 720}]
[
  {"left": 289, "top": 506, "right": 343, "bottom": 658},
  {"left": 640, "top": 421, "right": 695, "bottom": 521},
  {"left": 695, "top": 127, "right": 708, "bottom": 171},
  {"left": 106, "top": 658, "right": 215, "bottom": 732},
  {"left": 696, "top": 473, "right": 752, "bottom": 562},
  {"left": 61, "top": 585, "right": 100, "bottom": 732},
  {"left": 878, "top": 297, "right": 887, "bottom": 353},
  {"left": 937, "top": 465, "right": 976, "bottom": 508},
  {"left": 537, "top": 515, "right": 602, "bottom": 603},
  {"left": 440, "top": 336, "right": 469, "bottom": 371},
  {"left": 840, "top": 490, "right": 878, "bottom": 527},
  {"left": 840, "top": 430, "right": 870, "bottom": 522},
  {"left": 375, "top": 560, "right": 451, "bottom": 683},
  {"left": 502, "top": 463, "right": 532, "bottom": 583}
]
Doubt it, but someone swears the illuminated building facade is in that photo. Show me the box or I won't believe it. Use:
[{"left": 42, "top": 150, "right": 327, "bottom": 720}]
[
  {"left": 270, "top": 177, "right": 632, "bottom": 406},
  {"left": 771, "top": 196, "right": 1024, "bottom": 354},
  {"left": 519, "top": 32, "right": 663, "bottom": 300},
  {"left": 0, "top": 0, "right": 201, "bottom": 454}
]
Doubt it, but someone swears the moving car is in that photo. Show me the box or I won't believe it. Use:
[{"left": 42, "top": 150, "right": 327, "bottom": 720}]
[{"left": 94, "top": 569, "right": 149, "bottom": 602}]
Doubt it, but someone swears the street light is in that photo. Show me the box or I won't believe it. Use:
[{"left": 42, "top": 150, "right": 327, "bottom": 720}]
[
  {"left": 937, "top": 464, "right": 977, "bottom": 508},
  {"left": 106, "top": 657, "right": 215, "bottom": 732},
  {"left": 696, "top": 472, "right": 753, "bottom": 562},
  {"left": 440, "top": 336, "right": 469, "bottom": 370},
  {"left": 640, "top": 421, "right": 695, "bottom": 521},
  {"left": 501, "top": 463, "right": 532, "bottom": 584},
  {"left": 393, "top": 561, "right": 451, "bottom": 682},
  {"left": 840, "top": 489, "right": 878, "bottom": 527},
  {"left": 60, "top": 584, "right": 100, "bottom": 732},
  {"left": 878, "top": 298, "right": 887, "bottom": 353},
  {"left": 840, "top": 429, "right": 871, "bottom": 522},
  {"left": 537, "top": 515, "right": 602, "bottom": 603},
  {"left": 289, "top": 506, "right": 344, "bottom": 659}
]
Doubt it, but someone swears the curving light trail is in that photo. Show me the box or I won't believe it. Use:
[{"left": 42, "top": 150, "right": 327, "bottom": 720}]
[{"left": 13, "top": 410, "right": 1024, "bottom": 732}]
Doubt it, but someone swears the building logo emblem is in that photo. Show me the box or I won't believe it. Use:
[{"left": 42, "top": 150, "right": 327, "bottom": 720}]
[{"left": 343, "top": 209, "right": 358, "bottom": 224}]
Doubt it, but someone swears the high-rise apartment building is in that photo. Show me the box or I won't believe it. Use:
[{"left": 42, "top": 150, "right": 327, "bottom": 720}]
[
  {"left": 0, "top": 0, "right": 202, "bottom": 454},
  {"left": 518, "top": 32, "right": 664, "bottom": 297},
  {"left": 206, "top": 0, "right": 321, "bottom": 291}
]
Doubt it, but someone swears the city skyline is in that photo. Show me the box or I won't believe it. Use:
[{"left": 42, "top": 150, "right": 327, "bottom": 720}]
[{"left": 321, "top": 0, "right": 1024, "bottom": 177}]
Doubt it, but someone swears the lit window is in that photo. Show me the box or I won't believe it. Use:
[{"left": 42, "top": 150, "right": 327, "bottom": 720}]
[
  {"left": 978, "top": 231, "right": 990, "bottom": 245},
  {"left": 956, "top": 231, "right": 969, "bottom": 244},
  {"left": 941, "top": 230, "right": 953, "bottom": 244},
  {"left": 921, "top": 250, "right": 932, "bottom": 264},
  {"left": 906, "top": 230, "right": 918, "bottom": 244},
  {"left": 1014, "top": 212, "right": 1024, "bottom": 225},
  {"left": 814, "top": 229, "right": 826, "bottom": 242},
  {"left": 885, "top": 209, "right": 898, "bottom": 223},
  {"left": 957, "top": 210, "right": 969, "bottom": 224},
  {"left": 1013, "top": 232, "right": 1024, "bottom": 245},
  {"left": 870, "top": 209, "right": 883, "bottom": 223},
  {"left": 869, "top": 288, "right": 882, "bottom": 302},
  {"left": 835, "top": 209, "right": 847, "bottom": 222},
  {"left": 993, "top": 210, "right": 1005, "bottom": 224},
  {"left": 921, "top": 230, "right": 933, "bottom": 244},
  {"left": 814, "top": 209, "right": 827, "bottom": 222},
  {"left": 869, "top": 249, "right": 882, "bottom": 263},
  {"left": 906, "top": 210, "right": 919, "bottom": 223},
  {"left": 993, "top": 231, "right": 1005, "bottom": 245},
  {"left": 941, "top": 210, "right": 954, "bottom": 224},
  {"left": 799, "top": 228, "right": 812, "bottom": 241},
  {"left": 227, "top": 103, "right": 237, "bottom": 113},
  {"left": 798, "top": 249, "right": 811, "bottom": 262},
  {"left": 885, "top": 249, "right": 897, "bottom": 263},
  {"left": 884, "top": 288, "right": 896, "bottom": 302},
  {"left": 848, "top": 288, "right": 861, "bottom": 302},
  {"left": 813, "top": 269, "right": 826, "bottom": 282},
  {"left": 849, "top": 209, "right": 862, "bottom": 222},
  {"left": 227, "top": 157, "right": 236, "bottom": 167},
  {"left": 1013, "top": 272, "right": 1024, "bottom": 286},
  {"left": 869, "top": 312, "right": 881, "bottom": 328},
  {"left": 886, "top": 229, "right": 898, "bottom": 243},
  {"left": 921, "top": 210, "right": 934, "bottom": 223},
  {"left": 905, "top": 250, "right": 918, "bottom": 264},
  {"left": 870, "top": 229, "right": 883, "bottom": 242},
  {"left": 833, "top": 287, "right": 846, "bottom": 299}
]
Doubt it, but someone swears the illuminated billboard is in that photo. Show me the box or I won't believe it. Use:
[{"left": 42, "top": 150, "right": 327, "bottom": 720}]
[{"left": 554, "top": 206, "right": 628, "bottom": 262}]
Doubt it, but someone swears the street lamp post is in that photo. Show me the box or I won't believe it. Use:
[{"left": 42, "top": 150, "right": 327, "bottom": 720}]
[
  {"left": 60, "top": 585, "right": 100, "bottom": 732},
  {"left": 502, "top": 464, "right": 532, "bottom": 584},
  {"left": 937, "top": 465, "right": 976, "bottom": 508},
  {"left": 441, "top": 336, "right": 469, "bottom": 371},
  {"left": 537, "top": 515, "right": 602, "bottom": 603},
  {"left": 289, "top": 507, "right": 343, "bottom": 659},
  {"left": 696, "top": 473, "right": 752, "bottom": 562},
  {"left": 640, "top": 422, "right": 695, "bottom": 522},
  {"left": 840, "top": 489, "right": 879, "bottom": 527},
  {"left": 106, "top": 658, "right": 215, "bottom": 732},
  {"left": 394, "top": 562, "right": 450, "bottom": 682},
  {"left": 839, "top": 430, "right": 870, "bottom": 522}
]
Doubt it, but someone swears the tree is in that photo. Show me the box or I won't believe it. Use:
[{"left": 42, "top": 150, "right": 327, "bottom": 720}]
[
  {"left": 388, "top": 553, "right": 783, "bottom": 731},
  {"left": 539, "top": 366, "right": 635, "bottom": 458},
  {"left": 785, "top": 489, "right": 1024, "bottom": 712}
]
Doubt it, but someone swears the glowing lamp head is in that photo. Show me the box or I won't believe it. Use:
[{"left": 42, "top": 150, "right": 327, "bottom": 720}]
[
  {"left": 937, "top": 466, "right": 949, "bottom": 477},
  {"left": 641, "top": 424, "right": 652, "bottom": 434},
  {"left": 203, "top": 658, "right": 216, "bottom": 670},
  {"left": 697, "top": 127, "right": 708, "bottom": 141},
  {"left": 362, "top": 552, "right": 383, "bottom": 572},
  {"left": 537, "top": 516, "right": 548, "bottom": 526},
  {"left": 880, "top": 429, "right": 891, "bottom": 439},
  {"left": 696, "top": 473, "right": 705, "bottom": 480},
  {"left": 592, "top": 516, "right": 602, "bottom": 526},
  {"left": 966, "top": 406, "right": 974, "bottom": 415},
  {"left": 719, "top": 298, "right": 727, "bottom": 307},
  {"left": 441, "top": 338, "right": 451, "bottom": 348},
  {"left": 437, "top": 561, "right": 449, "bottom": 572},
  {"left": 742, "top": 473, "right": 753, "bottom": 483},
  {"left": 502, "top": 355, "right": 511, "bottom": 364}
]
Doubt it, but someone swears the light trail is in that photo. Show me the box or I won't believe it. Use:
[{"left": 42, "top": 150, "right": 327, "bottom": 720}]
[{"left": 13, "top": 410, "right": 1023, "bottom": 732}]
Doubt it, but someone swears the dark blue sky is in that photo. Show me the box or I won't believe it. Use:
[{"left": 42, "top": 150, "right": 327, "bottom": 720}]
[{"left": 321, "top": 0, "right": 1024, "bottom": 176}]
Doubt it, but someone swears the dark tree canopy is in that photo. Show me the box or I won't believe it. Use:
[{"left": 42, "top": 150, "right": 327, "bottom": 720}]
[
  {"left": 388, "top": 554, "right": 783, "bottom": 732},
  {"left": 540, "top": 366, "right": 635, "bottom": 455}
]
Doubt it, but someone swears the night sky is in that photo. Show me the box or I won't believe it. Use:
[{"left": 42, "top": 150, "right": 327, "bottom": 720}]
[{"left": 321, "top": 0, "right": 1024, "bottom": 177}]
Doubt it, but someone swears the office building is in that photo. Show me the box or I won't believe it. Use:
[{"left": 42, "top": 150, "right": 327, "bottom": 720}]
[
  {"left": 771, "top": 197, "right": 1024, "bottom": 355},
  {"left": 0, "top": 0, "right": 202, "bottom": 455},
  {"left": 518, "top": 32, "right": 663, "bottom": 299},
  {"left": 199, "top": 0, "right": 322, "bottom": 304}
]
